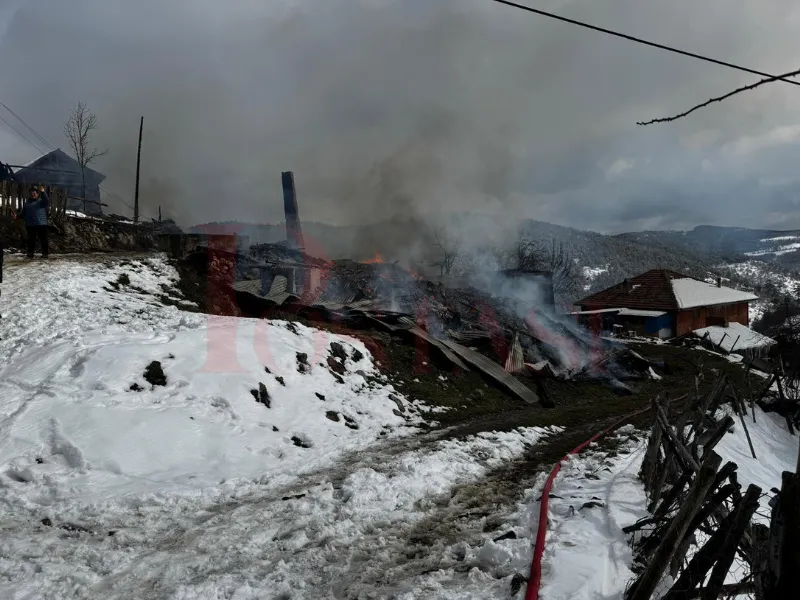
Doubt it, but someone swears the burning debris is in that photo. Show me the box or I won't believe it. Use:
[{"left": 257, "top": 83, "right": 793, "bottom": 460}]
[{"left": 177, "top": 172, "right": 660, "bottom": 405}]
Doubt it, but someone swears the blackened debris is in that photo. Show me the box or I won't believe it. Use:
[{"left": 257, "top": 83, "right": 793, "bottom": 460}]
[
  {"left": 330, "top": 342, "right": 348, "bottom": 362},
  {"left": 326, "top": 411, "right": 341, "bottom": 422},
  {"left": 296, "top": 352, "right": 309, "bottom": 374},
  {"left": 275, "top": 376, "right": 286, "bottom": 386},
  {"left": 327, "top": 356, "right": 346, "bottom": 376},
  {"left": 352, "top": 348, "right": 364, "bottom": 362},
  {"left": 251, "top": 383, "right": 271, "bottom": 408},
  {"left": 282, "top": 493, "right": 306, "bottom": 501},
  {"left": 511, "top": 573, "right": 527, "bottom": 596},
  {"left": 129, "top": 383, "right": 144, "bottom": 392},
  {"left": 143, "top": 361, "right": 167, "bottom": 387},
  {"left": 315, "top": 393, "right": 326, "bottom": 401},
  {"left": 291, "top": 435, "right": 312, "bottom": 448},
  {"left": 493, "top": 531, "right": 517, "bottom": 542},
  {"left": 343, "top": 414, "right": 359, "bottom": 430}
]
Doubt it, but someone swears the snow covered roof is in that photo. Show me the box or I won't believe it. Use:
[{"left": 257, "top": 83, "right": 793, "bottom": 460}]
[
  {"left": 693, "top": 322, "right": 776, "bottom": 353},
  {"left": 578, "top": 269, "right": 758, "bottom": 312},
  {"left": 569, "top": 308, "right": 667, "bottom": 318},
  {"left": 670, "top": 278, "right": 758, "bottom": 309}
]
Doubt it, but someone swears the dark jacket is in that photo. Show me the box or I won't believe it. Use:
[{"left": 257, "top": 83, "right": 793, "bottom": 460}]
[{"left": 22, "top": 191, "right": 49, "bottom": 227}]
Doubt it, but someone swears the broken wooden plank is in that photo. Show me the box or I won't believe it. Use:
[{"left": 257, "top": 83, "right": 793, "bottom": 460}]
[
  {"left": 439, "top": 338, "right": 540, "bottom": 405},
  {"left": 656, "top": 406, "right": 701, "bottom": 473},
  {"left": 729, "top": 385, "right": 757, "bottom": 460},
  {"left": 405, "top": 326, "right": 469, "bottom": 372},
  {"left": 776, "top": 472, "right": 800, "bottom": 599},
  {"left": 626, "top": 452, "right": 722, "bottom": 600},
  {"left": 702, "top": 484, "right": 762, "bottom": 600}
]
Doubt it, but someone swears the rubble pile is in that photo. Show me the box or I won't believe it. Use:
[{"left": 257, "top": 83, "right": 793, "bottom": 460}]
[{"left": 181, "top": 241, "right": 661, "bottom": 404}]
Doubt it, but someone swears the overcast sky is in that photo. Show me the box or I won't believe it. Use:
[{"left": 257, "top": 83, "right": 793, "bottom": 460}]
[{"left": 1, "top": 0, "right": 799, "bottom": 233}]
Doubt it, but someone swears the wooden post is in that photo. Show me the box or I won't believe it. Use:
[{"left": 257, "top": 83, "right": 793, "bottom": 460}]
[
  {"left": 626, "top": 452, "right": 722, "bottom": 600},
  {"left": 657, "top": 406, "right": 701, "bottom": 472},
  {"left": 716, "top": 332, "right": 729, "bottom": 353},
  {"left": 134, "top": 116, "right": 143, "bottom": 224},
  {"left": 641, "top": 397, "right": 665, "bottom": 491},
  {"left": 775, "top": 472, "right": 800, "bottom": 599},
  {"left": 728, "top": 335, "right": 741, "bottom": 355},
  {"left": 701, "top": 484, "right": 762, "bottom": 600}
]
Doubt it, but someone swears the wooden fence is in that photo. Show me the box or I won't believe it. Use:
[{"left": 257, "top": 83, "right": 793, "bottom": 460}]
[
  {"left": 0, "top": 180, "right": 69, "bottom": 221},
  {"left": 624, "top": 374, "right": 799, "bottom": 599}
]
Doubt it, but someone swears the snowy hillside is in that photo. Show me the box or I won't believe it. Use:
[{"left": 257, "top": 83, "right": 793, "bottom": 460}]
[{"left": 0, "top": 255, "right": 565, "bottom": 598}]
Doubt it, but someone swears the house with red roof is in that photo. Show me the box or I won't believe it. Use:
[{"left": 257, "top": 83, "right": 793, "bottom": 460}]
[{"left": 573, "top": 269, "right": 760, "bottom": 339}]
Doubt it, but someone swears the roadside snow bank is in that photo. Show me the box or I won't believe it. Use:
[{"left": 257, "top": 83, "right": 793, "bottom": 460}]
[
  {"left": 0, "top": 322, "right": 420, "bottom": 506},
  {"left": 716, "top": 405, "right": 798, "bottom": 518},
  {"left": 403, "top": 427, "right": 648, "bottom": 599},
  {"left": 0, "top": 425, "right": 559, "bottom": 599}
]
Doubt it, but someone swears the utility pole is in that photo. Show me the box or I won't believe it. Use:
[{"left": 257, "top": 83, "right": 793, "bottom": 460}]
[{"left": 134, "top": 116, "right": 143, "bottom": 224}]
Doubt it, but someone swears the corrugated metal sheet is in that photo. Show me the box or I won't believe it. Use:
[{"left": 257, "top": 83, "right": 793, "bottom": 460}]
[
  {"left": 439, "top": 339, "right": 540, "bottom": 405},
  {"left": 504, "top": 332, "right": 525, "bottom": 373},
  {"left": 447, "top": 329, "right": 491, "bottom": 343},
  {"left": 311, "top": 280, "right": 360, "bottom": 309},
  {"left": 233, "top": 275, "right": 296, "bottom": 306}
]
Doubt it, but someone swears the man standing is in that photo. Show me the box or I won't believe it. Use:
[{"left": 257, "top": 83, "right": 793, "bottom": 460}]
[{"left": 21, "top": 186, "right": 49, "bottom": 259}]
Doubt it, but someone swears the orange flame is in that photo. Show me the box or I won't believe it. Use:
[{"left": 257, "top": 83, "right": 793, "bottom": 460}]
[{"left": 363, "top": 253, "right": 385, "bottom": 264}]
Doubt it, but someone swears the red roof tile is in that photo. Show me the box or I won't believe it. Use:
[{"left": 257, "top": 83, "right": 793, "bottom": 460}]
[{"left": 577, "top": 269, "right": 690, "bottom": 311}]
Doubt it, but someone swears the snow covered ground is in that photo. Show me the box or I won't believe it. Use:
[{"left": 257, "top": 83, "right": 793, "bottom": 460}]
[
  {"left": 2, "top": 254, "right": 795, "bottom": 599},
  {"left": 716, "top": 405, "right": 798, "bottom": 520},
  {"left": 401, "top": 426, "right": 649, "bottom": 600},
  {"left": 0, "top": 254, "right": 563, "bottom": 599}
]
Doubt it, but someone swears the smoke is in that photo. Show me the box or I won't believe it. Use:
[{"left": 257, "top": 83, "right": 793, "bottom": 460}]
[
  {"left": 0, "top": 0, "right": 26, "bottom": 43},
  {"left": 2, "top": 0, "right": 800, "bottom": 234}
]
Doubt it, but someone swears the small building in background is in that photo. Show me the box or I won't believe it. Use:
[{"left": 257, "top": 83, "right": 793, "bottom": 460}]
[
  {"left": 13, "top": 149, "right": 106, "bottom": 216},
  {"left": 574, "top": 269, "right": 759, "bottom": 339}
]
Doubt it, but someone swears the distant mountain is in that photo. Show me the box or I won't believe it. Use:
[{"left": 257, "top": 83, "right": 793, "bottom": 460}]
[{"left": 618, "top": 225, "right": 800, "bottom": 270}]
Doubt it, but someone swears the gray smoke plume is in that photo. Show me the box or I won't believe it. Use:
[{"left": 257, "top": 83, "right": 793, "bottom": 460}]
[{"left": 1, "top": 0, "right": 799, "bottom": 233}]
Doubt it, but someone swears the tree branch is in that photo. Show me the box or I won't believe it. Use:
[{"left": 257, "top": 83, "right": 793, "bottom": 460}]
[{"left": 638, "top": 66, "right": 800, "bottom": 126}]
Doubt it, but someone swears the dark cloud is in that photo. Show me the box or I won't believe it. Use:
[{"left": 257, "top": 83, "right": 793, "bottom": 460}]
[{"left": 0, "top": 0, "right": 799, "bottom": 232}]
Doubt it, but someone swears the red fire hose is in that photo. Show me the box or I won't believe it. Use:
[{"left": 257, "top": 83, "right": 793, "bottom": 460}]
[{"left": 523, "top": 400, "right": 677, "bottom": 600}]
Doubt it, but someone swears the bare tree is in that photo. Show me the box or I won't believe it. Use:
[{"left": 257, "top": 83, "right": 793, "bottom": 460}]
[
  {"left": 64, "top": 101, "right": 107, "bottom": 212},
  {"left": 511, "top": 236, "right": 547, "bottom": 273},
  {"left": 544, "top": 238, "right": 580, "bottom": 298},
  {"left": 506, "top": 231, "right": 580, "bottom": 298},
  {"left": 430, "top": 226, "right": 462, "bottom": 277}
]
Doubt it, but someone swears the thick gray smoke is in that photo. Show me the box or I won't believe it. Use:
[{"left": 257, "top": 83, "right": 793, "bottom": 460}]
[{"left": 1, "top": 0, "right": 800, "bottom": 232}]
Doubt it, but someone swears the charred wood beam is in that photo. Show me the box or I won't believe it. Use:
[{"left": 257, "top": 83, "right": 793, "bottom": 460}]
[
  {"left": 653, "top": 471, "right": 694, "bottom": 520},
  {"left": 683, "top": 582, "right": 756, "bottom": 599},
  {"left": 729, "top": 385, "right": 757, "bottom": 460},
  {"left": 640, "top": 396, "right": 666, "bottom": 490},
  {"left": 694, "top": 416, "right": 736, "bottom": 462},
  {"left": 670, "top": 482, "right": 738, "bottom": 579},
  {"left": 626, "top": 452, "right": 722, "bottom": 600},
  {"left": 775, "top": 472, "right": 800, "bottom": 599},
  {"left": 663, "top": 505, "right": 739, "bottom": 599},
  {"left": 702, "top": 485, "right": 762, "bottom": 600},
  {"left": 656, "top": 406, "right": 701, "bottom": 473}
]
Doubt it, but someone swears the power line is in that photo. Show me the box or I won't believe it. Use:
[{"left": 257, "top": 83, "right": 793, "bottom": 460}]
[
  {"left": 638, "top": 66, "right": 800, "bottom": 125},
  {"left": 0, "top": 101, "right": 55, "bottom": 150},
  {"left": 0, "top": 113, "right": 47, "bottom": 154},
  {"left": 488, "top": 0, "right": 800, "bottom": 86}
]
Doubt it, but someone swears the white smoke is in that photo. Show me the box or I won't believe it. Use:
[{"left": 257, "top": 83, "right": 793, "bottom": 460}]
[{"left": 0, "top": 0, "right": 27, "bottom": 44}]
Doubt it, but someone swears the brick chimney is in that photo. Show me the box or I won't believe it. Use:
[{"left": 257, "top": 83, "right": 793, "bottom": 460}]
[
  {"left": 716, "top": 276, "right": 722, "bottom": 288},
  {"left": 623, "top": 278, "right": 631, "bottom": 292},
  {"left": 281, "top": 171, "right": 305, "bottom": 253}
]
